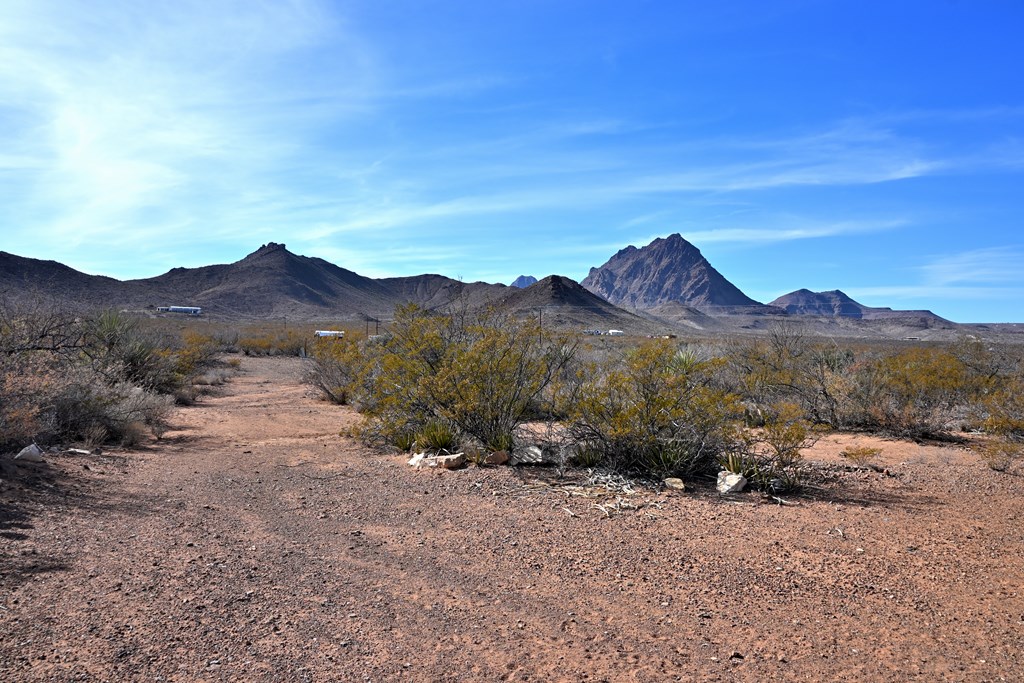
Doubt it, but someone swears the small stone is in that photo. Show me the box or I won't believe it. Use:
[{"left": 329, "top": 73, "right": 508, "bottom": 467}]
[
  {"left": 663, "top": 477, "right": 685, "bottom": 491},
  {"left": 716, "top": 471, "right": 747, "bottom": 494},
  {"left": 483, "top": 450, "right": 510, "bottom": 466},
  {"left": 434, "top": 453, "right": 465, "bottom": 469},
  {"left": 14, "top": 444, "right": 44, "bottom": 462}
]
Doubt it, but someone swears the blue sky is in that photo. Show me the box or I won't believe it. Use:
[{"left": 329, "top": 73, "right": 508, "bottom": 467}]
[{"left": 2, "top": 1, "right": 1023, "bottom": 322}]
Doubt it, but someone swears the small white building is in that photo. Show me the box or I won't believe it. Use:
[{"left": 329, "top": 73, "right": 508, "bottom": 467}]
[
  {"left": 314, "top": 330, "right": 345, "bottom": 338},
  {"left": 158, "top": 306, "right": 202, "bottom": 315},
  {"left": 606, "top": 329, "right": 625, "bottom": 336}
]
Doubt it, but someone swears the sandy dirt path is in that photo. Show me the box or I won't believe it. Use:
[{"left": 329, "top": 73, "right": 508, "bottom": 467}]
[{"left": 2, "top": 356, "right": 1023, "bottom": 682}]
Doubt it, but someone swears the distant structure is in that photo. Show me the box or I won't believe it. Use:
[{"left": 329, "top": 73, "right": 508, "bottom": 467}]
[
  {"left": 606, "top": 329, "right": 625, "bottom": 336},
  {"left": 157, "top": 306, "right": 202, "bottom": 315},
  {"left": 313, "top": 330, "right": 345, "bottom": 338}
]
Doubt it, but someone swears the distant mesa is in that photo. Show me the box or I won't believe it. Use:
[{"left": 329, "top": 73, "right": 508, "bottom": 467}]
[
  {"left": 769, "top": 288, "right": 952, "bottom": 326},
  {"left": 581, "top": 233, "right": 767, "bottom": 313},
  {"left": 769, "top": 289, "right": 867, "bottom": 318},
  {"left": 510, "top": 275, "right": 538, "bottom": 289}
]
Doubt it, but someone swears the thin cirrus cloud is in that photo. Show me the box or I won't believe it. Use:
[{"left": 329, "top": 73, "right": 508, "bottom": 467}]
[
  {"left": 847, "top": 247, "right": 1024, "bottom": 308},
  {"left": 920, "top": 246, "right": 1024, "bottom": 287},
  {"left": 0, "top": 0, "right": 375, "bottom": 245}
]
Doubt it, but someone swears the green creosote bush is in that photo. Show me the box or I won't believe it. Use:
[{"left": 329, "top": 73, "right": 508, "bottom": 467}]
[
  {"left": 718, "top": 402, "right": 819, "bottom": 493},
  {"left": 348, "top": 304, "right": 575, "bottom": 454},
  {"left": 305, "top": 334, "right": 364, "bottom": 405},
  {"left": 0, "top": 301, "right": 220, "bottom": 449},
  {"left": 563, "top": 339, "right": 742, "bottom": 478},
  {"left": 840, "top": 445, "right": 882, "bottom": 467}
]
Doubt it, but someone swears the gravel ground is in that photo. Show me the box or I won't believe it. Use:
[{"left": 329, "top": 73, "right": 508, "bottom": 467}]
[{"left": 2, "top": 355, "right": 1022, "bottom": 682}]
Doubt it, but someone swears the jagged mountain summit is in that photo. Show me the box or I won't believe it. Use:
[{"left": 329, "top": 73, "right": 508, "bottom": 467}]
[
  {"left": 510, "top": 275, "right": 538, "bottom": 288},
  {"left": 581, "top": 233, "right": 764, "bottom": 312}
]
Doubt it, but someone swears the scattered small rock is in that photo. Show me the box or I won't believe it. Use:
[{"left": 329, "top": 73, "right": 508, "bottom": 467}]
[{"left": 663, "top": 477, "right": 686, "bottom": 491}]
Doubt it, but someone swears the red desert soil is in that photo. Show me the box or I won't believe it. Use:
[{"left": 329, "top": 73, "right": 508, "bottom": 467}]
[{"left": 2, "top": 356, "right": 1022, "bottom": 682}]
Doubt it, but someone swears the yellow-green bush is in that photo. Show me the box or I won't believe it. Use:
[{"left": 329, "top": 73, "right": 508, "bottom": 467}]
[
  {"left": 564, "top": 339, "right": 742, "bottom": 477},
  {"left": 341, "top": 305, "right": 574, "bottom": 452}
]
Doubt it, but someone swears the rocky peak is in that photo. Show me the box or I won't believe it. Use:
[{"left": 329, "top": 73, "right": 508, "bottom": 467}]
[{"left": 581, "top": 233, "right": 762, "bottom": 311}]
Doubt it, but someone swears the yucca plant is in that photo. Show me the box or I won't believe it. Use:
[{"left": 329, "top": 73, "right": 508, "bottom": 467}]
[{"left": 415, "top": 420, "right": 461, "bottom": 453}]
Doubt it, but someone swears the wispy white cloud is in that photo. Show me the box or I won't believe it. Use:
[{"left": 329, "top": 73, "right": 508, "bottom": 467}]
[
  {"left": 677, "top": 219, "right": 909, "bottom": 244},
  {"left": 0, "top": 0, "right": 376, "bottom": 247},
  {"left": 921, "top": 246, "right": 1024, "bottom": 286},
  {"left": 848, "top": 285, "right": 1024, "bottom": 301}
]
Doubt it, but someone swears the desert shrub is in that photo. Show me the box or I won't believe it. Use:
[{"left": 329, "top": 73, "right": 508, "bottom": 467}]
[
  {"left": 976, "top": 373, "right": 1024, "bottom": 473},
  {"left": 840, "top": 445, "right": 882, "bottom": 466},
  {"left": 305, "top": 335, "right": 364, "bottom": 405},
  {"left": 0, "top": 301, "right": 198, "bottom": 448},
  {"left": 175, "top": 329, "right": 221, "bottom": 376},
  {"left": 238, "top": 325, "right": 309, "bottom": 356},
  {"left": 725, "top": 324, "right": 854, "bottom": 429},
  {"left": 846, "top": 346, "right": 982, "bottom": 438},
  {"left": 46, "top": 374, "right": 173, "bottom": 445},
  {"left": 348, "top": 305, "right": 574, "bottom": 452},
  {"left": 979, "top": 439, "right": 1022, "bottom": 472},
  {"left": 563, "top": 339, "right": 742, "bottom": 477},
  {"left": 735, "top": 401, "right": 819, "bottom": 491}
]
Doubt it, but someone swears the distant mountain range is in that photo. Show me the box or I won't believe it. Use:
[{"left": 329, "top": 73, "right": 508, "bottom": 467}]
[
  {"left": 0, "top": 236, "right": 968, "bottom": 335},
  {"left": 0, "top": 243, "right": 506, "bottom": 320}
]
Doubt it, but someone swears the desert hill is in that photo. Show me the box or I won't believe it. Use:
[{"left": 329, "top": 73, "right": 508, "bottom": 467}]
[
  {"left": 497, "top": 275, "right": 658, "bottom": 333},
  {"left": 770, "top": 288, "right": 953, "bottom": 326},
  {"left": 581, "top": 233, "right": 767, "bottom": 313},
  {"left": 377, "top": 274, "right": 506, "bottom": 313}
]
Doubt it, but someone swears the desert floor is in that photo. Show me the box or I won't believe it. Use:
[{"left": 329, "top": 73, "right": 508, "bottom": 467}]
[{"left": 2, "top": 356, "right": 1022, "bottom": 682}]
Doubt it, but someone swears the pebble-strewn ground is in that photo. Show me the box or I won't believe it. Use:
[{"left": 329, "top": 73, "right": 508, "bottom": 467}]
[{"left": 2, "top": 356, "right": 1022, "bottom": 682}]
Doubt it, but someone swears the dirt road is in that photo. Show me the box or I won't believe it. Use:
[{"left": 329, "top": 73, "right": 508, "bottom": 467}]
[{"left": 2, "top": 356, "right": 1022, "bottom": 681}]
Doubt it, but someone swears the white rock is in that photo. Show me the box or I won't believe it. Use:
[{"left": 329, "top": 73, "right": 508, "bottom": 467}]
[
  {"left": 663, "top": 477, "right": 686, "bottom": 491},
  {"left": 511, "top": 445, "right": 546, "bottom": 465},
  {"left": 716, "top": 471, "right": 747, "bottom": 494},
  {"left": 408, "top": 452, "right": 465, "bottom": 469},
  {"left": 14, "top": 444, "right": 44, "bottom": 462},
  {"left": 434, "top": 453, "right": 465, "bottom": 469}
]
